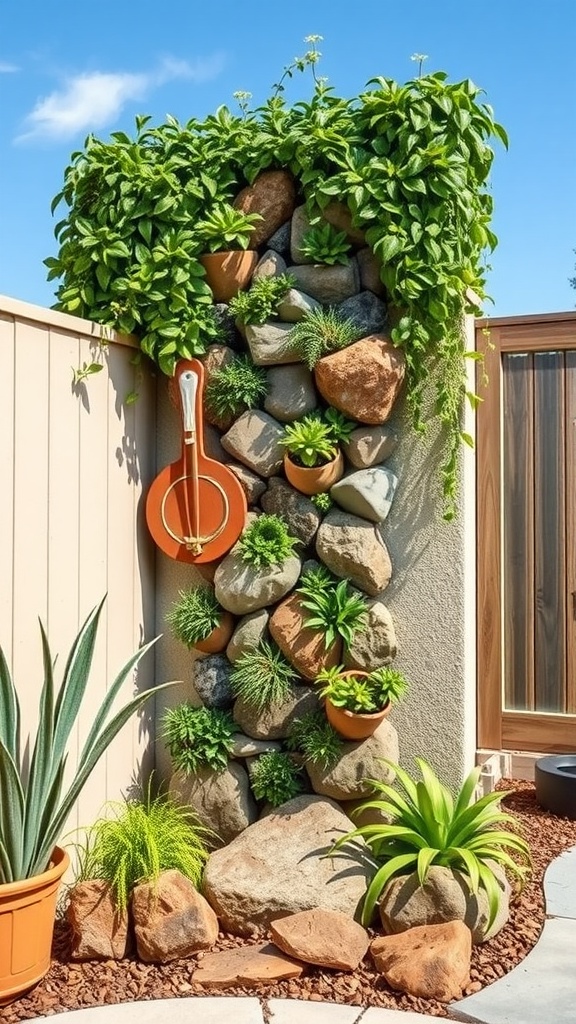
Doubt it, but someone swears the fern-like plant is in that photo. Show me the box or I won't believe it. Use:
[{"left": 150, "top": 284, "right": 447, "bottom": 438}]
[
  {"left": 76, "top": 788, "right": 212, "bottom": 911},
  {"left": 250, "top": 752, "right": 303, "bottom": 806},
  {"left": 238, "top": 514, "right": 299, "bottom": 569},
  {"left": 229, "top": 640, "right": 297, "bottom": 711},
  {"left": 289, "top": 307, "right": 357, "bottom": 369},
  {"left": 162, "top": 704, "right": 235, "bottom": 774},
  {"left": 205, "top": 355, "right": 267, "bottom": 421},
  {"left": 166, "top": 586, "right": 224, "bottom": 646},
  {"left": 310, "top": 491, "right": 334, "bottom": 513},
  {"left": 287, "top": 711, "right": 343, "bottom": 769},
  {"left": 299, "top": 222, "right": 352, "bottom": 265},
  {"left": 229, "top": 273, "right": 295, "bottom": 325}
]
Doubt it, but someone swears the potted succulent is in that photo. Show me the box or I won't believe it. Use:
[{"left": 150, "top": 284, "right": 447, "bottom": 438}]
[
  {"left": 0, "top": 598, "right": 170, "bottom": 1004},
  {"left": 316, "top": 664, "right": 409, "bottom": 740},
  {"left": 166, "top": 585, "right": 234, "bottom": 654},
  {"left": 280, "top": 408, "right": 354, "bottom": 495},
  {"left": 196, "top": 201, "right": 263, "bottom": 302}
]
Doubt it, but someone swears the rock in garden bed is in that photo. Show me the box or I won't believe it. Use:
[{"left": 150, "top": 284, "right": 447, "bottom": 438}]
[
  {"left": 315, "top": 335, "right": 405, "bottom": 424},
  {"left": 260, "top": 476, "right": 321, "bottom": 547},
  {"left": 192, "top": 942, "right": 303, "bottom": 987},
  {"left": 221, "top": 410, "right": 285, "bottom": 477},
  {"left": 245, "top": 321, "right": 302, "bottom": 365},
  {"left": 131, "top": 870, "right": 219, "bottom": 963},
  {"left": 226, "top": 609, "right": 270, "bottom": 663},
  {"left": 192, "top": 654, "right": 234, "bottom": 709},
  {"left": 316, "top": 509, "right": 392, "bottom": 596},
  {"left": 343, "top": 424, "right": 399, "bottom": 469},
  {"left": 264, "top": 364, "right": 318, "bottom": 422},
  {"left": 169, "top": 763, "right": 258, "bottom": 846},
  {"left": 336, "top": 291, "right": 388, "bottom": 340},
  {"left": 342, "top": 598, "right": 397, "bottom": 671},
  {"left": 305, "top": 720, "right": 399, "bottom": 801},
  {"left": 370, "top": 920, "right": 472, "bottom": 1002},
  {"left": 233, "top": 683, "right": 319, "bottom": 740},
  {"left": 269, "top": 592, "right": 342, "bottom": 680},
  {"left": 288, "top": 262, "right": 360, "bottom": 304},
  {"left": 67, "top": 880, "right": 131, "bottom": 961},
  {"left": 234, "top": 170, "right": 296, "bottom": 248},
  {"left": 214, "top": 548, "right": 301, "bottom": 614},
  {"left": 331, "top": 466, "right": 399, "bottom": 523},
  {"left": 271, "top": 908, "right": 370, "bottom": 971}
]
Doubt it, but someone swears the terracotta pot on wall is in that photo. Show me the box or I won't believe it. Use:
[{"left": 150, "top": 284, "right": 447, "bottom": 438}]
[
  {"left": 283, "top": 449, "right": 344, "bottom": 496},
  {"left": 0, "top": 846, "right": 70, "bottom": 1005},
  {"left": 194, "top": 611, "right": 235, "bottom": 654},
  {"left": 323, "top": 670, "right": 391, "bottom": 741},
  {"left": 200, "top": 250, "right": 258, "bottom": 302}
]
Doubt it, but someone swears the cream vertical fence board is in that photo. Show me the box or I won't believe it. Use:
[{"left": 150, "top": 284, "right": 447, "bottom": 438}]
[{"left": 0, "top": 314, "right": 15, "bottom": 667}]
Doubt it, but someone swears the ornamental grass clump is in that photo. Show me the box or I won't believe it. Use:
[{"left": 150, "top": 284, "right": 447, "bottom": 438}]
[
  {"left": 162, "top": 704, "right": 235, "bottom": 774},
  {"left": 238, "top": 514, "right": 299, "bottom": 569},
  {"left": 289, "top": 307, "right": 357, "bottom": 370},
  {"left": 229, "top": 640, "right": 297, "bottom": 711},
  {"left": 204, "top": 354, "right": 267, "bottom": 421},
  {"left": 228, "top": 273, "right": 296, "bottom": 325},
  {"left": 332, "top": 758, "right": 532, "bottom": 928},
  {"left": 166, "top": 586, "right": 224, "bottom": 647},
  {"left": 250, "top": 752, "right": 304, "bottom": 806},
  {"left": 287, "top": 710, "right": 343, "bottom": 769}
]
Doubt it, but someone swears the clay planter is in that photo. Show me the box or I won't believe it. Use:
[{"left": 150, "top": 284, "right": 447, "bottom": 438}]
[
  {"left": 324, "top": 671, "right": 391, "bottom": 741},
  {"left": 194, "top": 611, "right": 235, "bottom": 654},
  {"left": 200, "top": 250, "right": 258, "bottom": 302},
  {"left": 283, "top": 449, "right": 344, "bottom": 496},
  {"left": 0, "top": 846, "right": 70, "bottom": 1005}
]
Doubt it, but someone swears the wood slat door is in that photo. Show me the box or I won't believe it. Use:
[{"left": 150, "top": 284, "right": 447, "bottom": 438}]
[{"left": 477, "top": 313, "right": 576, "bottom": 753}]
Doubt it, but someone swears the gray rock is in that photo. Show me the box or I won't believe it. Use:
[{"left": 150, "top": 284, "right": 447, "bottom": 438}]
[
  {"left": 221, "top": 410, "right": 285, "bottom": 477},
  {"left": 214, "top": 549, "right": 301, "bottom": 614},
  {"left": 290, "top": 205, "right": 314, "bottom": 264},
  {"left": 306, "top": 721, "right": 399, "bottom": 801},
  {"left": 379, "top": 863, "right": 511, "bottom": 945},
  {"left": 344, "top": 425, "right": 399, "bottom": 469},
  {"left": 192, "top": 654, "right": 234, "bottom": 709},
  {"left": 336, "top": 291, "right": 388, "bottom": 340},
  {"left": 253, "top": 249, "right": 287, "bottom": 280},
  {"left": 316, "top": 510, "right": 392, "bottom": 596},
  {"left": 277, "top": 288, "right": 321, "bottom": 323},
  {"left": 264, "top": 364, "right": 318, "bottom": 423},
  {"left": 245, "top": 321, "right": 302, "bottom": 366},
  {"left": 233, "top": 684, "right": 319, "bottom": 740},
  {"left": 260, "top": 476, "right": 321, "bottom": 547},
  {"left": 331, "top": 467, "right": 399, "bottom": 523},
  {"left": 266, "top": 220, "right": 291, "bottom": 256},
  {"left": 202, "top": 795, "right": 373, "bottom": 935},
  {"left": 226, "top": 609, "right": 270, "bottom": 663},
  {"left": 230, "top": 733, "right": 282, "bottom": 757},
  {"left": 343, "top": 599, "right": 398, "bottom": 671},
  {"left": 204, "top": 423, "right": 233, "bottom": 463},
  {"left": 287, "top": 262, "right": 360, "bottom": 305},
  {"left": 169, "top": 763, "right": 258, "bottom": 847},
  {"left": 356, "top": 247, "right": 385, "bottom": 297},
  {"left": 228, "top": 463, "right": 267, "bottom": 505}
]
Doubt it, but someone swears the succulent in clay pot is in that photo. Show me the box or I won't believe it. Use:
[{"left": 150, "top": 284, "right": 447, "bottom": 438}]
[
  {"left": 197, "top": 202, "right": 263, "bottom": 302},
  {"left": 280, "top": 408, "right": 354, "bottom": 495},
  {"left": 316, "top": 664, "right": 408, "bottom": 741}
]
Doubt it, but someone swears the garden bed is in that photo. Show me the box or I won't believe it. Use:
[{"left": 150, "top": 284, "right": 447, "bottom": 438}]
[{"left": 3, "top": 780, "right": 574, "bottom": 1022}]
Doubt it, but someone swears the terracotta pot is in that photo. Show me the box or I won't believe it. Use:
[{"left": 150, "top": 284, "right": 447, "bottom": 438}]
[
  {"left": 200, "top": 250, "right": 258, "bottom": 302},
  {"left": 194, "top": 611, "right": 235, "bottom": 654},
  {"left": 283, "top": 449, "right": 344, "bottom": 496},
  {"left": 0, "top": 846, "right": 70, "bottom": 1005},
  {"left": 323, "top": 670, "right": 391, "bottom": 740}
]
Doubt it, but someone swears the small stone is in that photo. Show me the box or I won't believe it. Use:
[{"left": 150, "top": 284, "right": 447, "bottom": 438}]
[
  {"left": 226, "top": 609, "right": 270, "bottom": 663},
  {"left": 290, "top": 205, "right": 314, "bottom": 264},
  {"left": 267, "top": 220, "right": 291, "bottom": 256},
  {"left": 221, "top": 410, "right": 285, "bottom": 477},
  {"left": 264, "top": 364, "right": 318, "bottom": 423},
  {"left": 253, "top": 250, "right": 287, "bottom": 280},
  {"left": 305, "top": 720, "right": 399, "bottom": 800},
  {"left": 260, "top": 477, "right": 321, "bottom": 547},
  {"left": 343, "top": 599, "right": 397, "bottom": 671},
  {"left": 233, "top": 683, "right": 319, "bottom": 741},
  {"left": 230, "top": 733, "right": 282, "bottom": 757},
  {"left": 192, "top": 654, "right": 234, "bottom": 709},
  {"left": 316, "top": 510, "right": 392, "bottom": 596},
  {"left": 277, "top": 288, "right": 321, "bottom": 323},
  {"left": 234, "top": 170, "right": 296, "bottom": 248},
  {"left": 271, "top": 908, "right": 369, "bottom": 971},
  {"left": 315, "top": 335, "right": 406, "bottom": 425},
  {"left": 192, "top": 942, "right": 303, "bottom": 987},
  {"left": 169, "top": 763, "right": 258, "bottom": 846},
  {"left": 370, "top": 921, "right": 472, "bottom": 1002},
  {"left": 322, "top": 201, "right": 366, "bottom": 247},
  {"left": 214, "top": 549, "right": 301, "bottom": 615},
  {"left": 67, "top": 880, "right": 131, "bottom": 960},
  {"left": 344, "top": 425, "right": 399, "bottom": 469},
  {"left": 357, "top": 247, "right": 385, "bottom": 296},
  {"left": 131, "top": 870, "right": 219, "bottom": 963},
  {"left": 336, "top": 291, "right": 388, "bottom": 340},
  {"left": 269, "top": 592, "right": 341, "bottom": 680},
  {"left": 331, "top": 467, "right": 399, "bottom": 523},
  {"left": 228, "top": 463, "right": 267, "bottom": 505},
  {"left": 245, "top": 321, "right": 302, "bottom": 366},
  {"left": 287, "top": 262, "right": 360, "bottom": 305}
]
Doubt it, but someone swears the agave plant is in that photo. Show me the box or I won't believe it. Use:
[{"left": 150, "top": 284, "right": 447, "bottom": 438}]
[
  {"left": 0, "top": 598, "right": 167, "bottom": 882},
  {"left": 332, "top": 759, "right": 532, "bottom": 928}
]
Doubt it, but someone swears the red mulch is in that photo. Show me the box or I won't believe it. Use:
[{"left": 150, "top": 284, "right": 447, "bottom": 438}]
[{"left": 2, "top": 779, "right": 576, "bottom": 1021}]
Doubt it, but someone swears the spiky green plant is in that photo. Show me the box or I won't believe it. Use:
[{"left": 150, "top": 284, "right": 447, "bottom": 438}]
[
  {"left": 281, "top": 415, "right": 337, "bottom": 468},
  {"left": 238, "top": 514, "right": 299, "bottom": 569},
  {"left": 166, "top": 586, "right": 224, "bottom": 646},
  {"left": 196, "top": 202, "right": 263, "bottom": 252},
  {"left": 228, "top": 273, "right": 296, "bottom": 325},
  {"left": 332, "top": 758, "right": 532, "bottom": 928},
  {"left": 76, "top": 789, "right": 212, "bottom": 911},
  {"left": 0, "top": 598, "right": 165, "bottom": 882},
  {"left": 299, "top": 222, "right": 352, "bottom": 265},
  {"left": 229, "top": 640, "right": 297, "bottom": 711},
  {"left": 162, "top": 704, "right": 235, "bottom": 774},
  {"left": 297, "top": 575, "right": 368, "bottom": 650},
  {"left": 287, "top": 711, "right": 343, "bottom": 769},
  {"left": 250, "top": 752, "right": 303, "bottom": 806},
  {"left": 323, "top": 407, "right": 356, "bottom": 444},
  {"left": 310, "top": 491, "right": 334, "bottom": 513},
  {"left": 289, "top": 307, "right": 357, "bottom": 369},
  {"left": 205, "top": 354, "right": 268, "bottom": 421}
]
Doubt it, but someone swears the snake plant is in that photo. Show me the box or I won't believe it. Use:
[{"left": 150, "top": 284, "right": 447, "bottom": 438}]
[{"left": 0, "top": 597, "right": 167, "bottom": 883}]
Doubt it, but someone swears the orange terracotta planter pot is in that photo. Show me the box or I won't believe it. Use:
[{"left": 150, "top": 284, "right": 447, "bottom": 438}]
[
  {"left": 0, "top": 846, "right": 70, "bottom": 1006},
  {"left": 283, "top": 450, "right": 344, "bottom": 496},
  {"left": 194, "top": 611, "right": 235, "bottom": 654},
  {"left": 200, "top": 250, "right": 258, "bottom": 302},
  {"left": 325, "top": 698, "right": 391, "bottom": 741}
]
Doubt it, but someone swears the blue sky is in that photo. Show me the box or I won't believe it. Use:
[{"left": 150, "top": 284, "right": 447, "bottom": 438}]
[{"left": 1, "top": 0, "right": 575, "bottom": 317}]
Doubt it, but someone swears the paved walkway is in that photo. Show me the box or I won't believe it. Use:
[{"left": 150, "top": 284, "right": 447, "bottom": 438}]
[{"left": 32, "top": 846, "right": 576, "bottom": 1024}]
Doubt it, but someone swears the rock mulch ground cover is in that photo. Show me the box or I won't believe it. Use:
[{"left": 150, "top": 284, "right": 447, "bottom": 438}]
[{"left": 2, "top": 780, "right": 574, "bottom": 1021}]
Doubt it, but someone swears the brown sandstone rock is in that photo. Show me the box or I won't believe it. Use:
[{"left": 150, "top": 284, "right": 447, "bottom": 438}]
[
  {"left": 315, "top": 335, "right": 406, "bottom": 425},
  {"left": 234, "top": 171, "right": 296, "bottom": 248},
  {"left": 269, "top": 593, "right": 342, "bottom": 680},
  {"left": 192, "top": 942, "right": 303, "bottom": 987},
  {"left": 270, "top": 908, "right": 369, "bottom": 971},
  {"left": 370, "top": 921, "right": 472, "bottom": 1002},
  {"left": 322, "top": 201, "right": 367, "bottom": 247},
  {"left": 131, "top": 869, "right": 219, "bottom": 963},
  {"left": 67, "top": 880, "right": 131, "bottom": 961}
]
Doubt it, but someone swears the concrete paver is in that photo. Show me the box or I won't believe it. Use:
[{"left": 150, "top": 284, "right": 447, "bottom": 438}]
[
  {"left": 268, "top": 998, "right": 362, "bottom": 1023},
  {"left": 542, "top": 846, "right": 576, "bottom": 919},
  {"left": 361, "top": 1009, "right": 443, "bottom": 1022},
  {"left": 33, "top": 997, "right": 264, "bottom": 1024}
]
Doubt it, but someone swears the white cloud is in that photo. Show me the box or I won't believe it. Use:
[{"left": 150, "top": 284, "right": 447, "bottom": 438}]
[
  {"left": 0, "top": 61, "right": 18, "bottom": 73},
  {"left": 17, "top": 53, "right": 226, "bottom": 142}
]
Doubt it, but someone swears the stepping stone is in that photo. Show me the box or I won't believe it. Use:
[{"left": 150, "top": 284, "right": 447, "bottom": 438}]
[
  {"left": 543, "top": 845, "right": 576, "bottom": 919},
  {"left": 268, "top": 1000, "right": 362, "bottom": 1024},
  {"left": 192, "top": 942, "right": 303, "bottom": 987}
]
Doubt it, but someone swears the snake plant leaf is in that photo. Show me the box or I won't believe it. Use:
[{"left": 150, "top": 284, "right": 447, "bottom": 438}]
[
  {"left": 51, "top": 598, "right": 106, "bottom": 772},
  {"left": 0, "top": 644, "right": 20, "bottom": 766},
  {"left": 22, "top": 621, "right": 57, "bottom": 868},
  {"left": 0, "top": 741, "right": 25, "bottom": 882}
]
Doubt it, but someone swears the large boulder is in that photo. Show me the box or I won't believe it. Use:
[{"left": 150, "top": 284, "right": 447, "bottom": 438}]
[
  {"left": 169, "top": 763, "right": 258, "bottom": 846},
  {"left": 214, "top": 548, "right": 301, "bottom": 615},
  {"left": 343, "top": 599, "right": 397, "bottom": 671},
  {"left": 260, "top": 477, "right": 321, "bottom": 547},
  {"left": 131, "top": 870, "right": 219, "bottom": 963},
  {"left": 271, "top": 908, "right": 369, "bottom": 971},
  {"left": 269, "top": 592, "right": 342, "bottom": 680},
  {"left": 316, "top": 510, "right": 392, "bottom": 596},
  {"left": 331, "top": 467, "right": 399, "bottom": 523},
  {"left": 221, "top": 410, "right": 285, "bottom": 477},
  {"left": 305, "top": 720, "right": 399, "bottom": 800},
  {"left": 315, "top": 335, "right": 405, "bottom": 424},
  {"left": 264, "top": 364, "right": 318, "bottom": 423},
  {"left": 288, "top": 262, "right": 360, "bottom": 305},
  {"left": 234, "top": 170, "right": 296, "bottom": 249},
  {"left": 67, "top": 880, "right": 131, "bottom": 960},
  {"left": 192, "top": 943, "right": 303, "bottom": 987},
  {"left": 233, "top": 683, "right": 319, "bottom": 740},
  {"left": 370, "top": 921, "right": 472, "bottom": 1002},
  {"left": 202, "top": 795, "right": 373, "bottom": 935}
]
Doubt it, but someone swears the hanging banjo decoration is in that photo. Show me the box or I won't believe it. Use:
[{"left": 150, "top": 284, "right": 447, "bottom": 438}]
[{"left": 146, "top": 358, "right": 247, "bottom": 564}]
